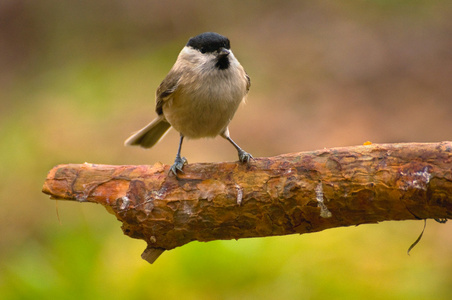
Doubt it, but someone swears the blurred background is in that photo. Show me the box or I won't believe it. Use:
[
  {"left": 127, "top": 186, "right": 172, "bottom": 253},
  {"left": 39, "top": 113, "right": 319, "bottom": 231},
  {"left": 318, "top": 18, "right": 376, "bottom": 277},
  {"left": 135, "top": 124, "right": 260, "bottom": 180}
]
[{"left": 1, "top": 0, "right": 452, "bottom": 299}]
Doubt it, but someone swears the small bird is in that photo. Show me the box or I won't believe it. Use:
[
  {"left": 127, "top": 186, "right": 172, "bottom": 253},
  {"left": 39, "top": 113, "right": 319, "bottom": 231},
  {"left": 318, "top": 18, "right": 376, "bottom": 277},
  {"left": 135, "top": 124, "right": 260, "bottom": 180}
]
[{"left": 125, "top": 32, "right": 252, "bottom": 175}]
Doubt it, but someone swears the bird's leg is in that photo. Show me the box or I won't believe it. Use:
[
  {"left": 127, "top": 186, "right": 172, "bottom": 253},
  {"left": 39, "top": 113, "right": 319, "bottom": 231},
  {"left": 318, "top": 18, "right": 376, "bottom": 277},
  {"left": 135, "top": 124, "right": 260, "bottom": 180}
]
[
  {"left": 170, "top": 134, "right": 187, "bottom": 175},
  {"left": 225, "top": 136, "right": 253, "bottom": 163}
]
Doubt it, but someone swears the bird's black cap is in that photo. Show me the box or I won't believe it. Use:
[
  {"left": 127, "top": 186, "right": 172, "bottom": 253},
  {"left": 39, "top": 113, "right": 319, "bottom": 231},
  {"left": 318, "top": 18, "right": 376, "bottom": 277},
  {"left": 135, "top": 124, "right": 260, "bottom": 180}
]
[{"left": 186, "top": 32, "right": 231, "bottom": 54}]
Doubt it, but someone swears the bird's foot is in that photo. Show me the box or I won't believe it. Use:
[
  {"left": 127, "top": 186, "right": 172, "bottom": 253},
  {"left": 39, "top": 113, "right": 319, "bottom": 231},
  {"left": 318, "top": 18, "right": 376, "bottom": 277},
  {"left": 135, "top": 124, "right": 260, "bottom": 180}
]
[
  {"left": 170, "top": 156, "right": 187, "bottom": 176},
  {"left": 238, "top": 149, "right": 253, "bottom": 163}
]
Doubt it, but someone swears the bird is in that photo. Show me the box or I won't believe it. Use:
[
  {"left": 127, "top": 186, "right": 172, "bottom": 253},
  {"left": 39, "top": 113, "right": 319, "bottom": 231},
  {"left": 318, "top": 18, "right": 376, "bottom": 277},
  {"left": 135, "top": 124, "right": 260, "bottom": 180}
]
[{"left": 124, "top": 32, "right": 252, "bottom": 175}]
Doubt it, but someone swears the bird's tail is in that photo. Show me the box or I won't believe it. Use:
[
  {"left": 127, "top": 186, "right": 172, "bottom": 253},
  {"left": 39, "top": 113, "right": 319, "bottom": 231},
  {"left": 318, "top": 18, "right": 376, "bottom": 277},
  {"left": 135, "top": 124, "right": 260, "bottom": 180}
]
[{"left": 124, "top": 116, "right": 171, "bottom": 149}]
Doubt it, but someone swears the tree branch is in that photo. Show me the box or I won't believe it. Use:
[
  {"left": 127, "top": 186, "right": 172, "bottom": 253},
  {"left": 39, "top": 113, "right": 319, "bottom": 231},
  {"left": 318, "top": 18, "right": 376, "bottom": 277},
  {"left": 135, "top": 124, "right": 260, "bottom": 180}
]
[{"left": 42, "top": 142, "right": 452, "bottom": 263}]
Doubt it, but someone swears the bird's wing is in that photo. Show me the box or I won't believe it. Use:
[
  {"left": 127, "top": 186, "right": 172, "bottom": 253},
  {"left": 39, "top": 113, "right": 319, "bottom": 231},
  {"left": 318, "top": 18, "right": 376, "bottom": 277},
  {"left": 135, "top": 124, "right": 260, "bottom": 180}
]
[
  {"left": 155, "top": 69, "right": 182, "bottom": 116},
  {"left": 245, "top": 73, "right": 251, "bottom": 93}
]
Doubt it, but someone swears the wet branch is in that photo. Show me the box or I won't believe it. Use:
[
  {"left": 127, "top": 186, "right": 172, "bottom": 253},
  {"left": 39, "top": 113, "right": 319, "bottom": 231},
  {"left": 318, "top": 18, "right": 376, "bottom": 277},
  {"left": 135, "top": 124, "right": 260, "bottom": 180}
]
[{"left": 42, "top": 142, "right": 452, "bottom": 263}]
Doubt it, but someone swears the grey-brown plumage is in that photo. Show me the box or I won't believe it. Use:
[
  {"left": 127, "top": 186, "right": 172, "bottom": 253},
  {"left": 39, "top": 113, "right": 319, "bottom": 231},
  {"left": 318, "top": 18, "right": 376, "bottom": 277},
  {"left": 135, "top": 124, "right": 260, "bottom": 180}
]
[{"left": 125, "top": 32, "right": 252, "bottom": 174}]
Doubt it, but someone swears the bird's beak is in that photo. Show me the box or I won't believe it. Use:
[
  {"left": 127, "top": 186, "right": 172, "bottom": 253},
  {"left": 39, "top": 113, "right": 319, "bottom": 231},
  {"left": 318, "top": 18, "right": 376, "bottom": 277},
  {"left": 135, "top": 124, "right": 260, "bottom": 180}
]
[{"left": 218, "top": 48, "right": 230, "bottom": 57}]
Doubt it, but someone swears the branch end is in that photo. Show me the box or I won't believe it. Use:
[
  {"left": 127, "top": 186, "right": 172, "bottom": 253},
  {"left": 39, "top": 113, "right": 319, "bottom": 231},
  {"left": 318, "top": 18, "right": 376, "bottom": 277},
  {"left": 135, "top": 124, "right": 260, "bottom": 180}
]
[{"left": 141, "top": 246, "right": 166, "bottom": 264}]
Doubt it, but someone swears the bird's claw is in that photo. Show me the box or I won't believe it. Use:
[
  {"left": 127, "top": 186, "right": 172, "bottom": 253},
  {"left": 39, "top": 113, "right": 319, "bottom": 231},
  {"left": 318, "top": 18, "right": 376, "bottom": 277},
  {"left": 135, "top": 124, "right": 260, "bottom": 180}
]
[
  {"left": 238, "top": 150, "right": 253, "bottom": 163},
  {"left": 170, "top": 156, "right": 187, "bottom": 176}
]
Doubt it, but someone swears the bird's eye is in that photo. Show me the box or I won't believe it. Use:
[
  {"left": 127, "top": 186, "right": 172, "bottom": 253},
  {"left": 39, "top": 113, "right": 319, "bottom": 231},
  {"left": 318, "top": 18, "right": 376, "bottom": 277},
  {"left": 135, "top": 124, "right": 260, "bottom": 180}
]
[{"left": 200, "top": 48, "right": 206, "bottom": 53}]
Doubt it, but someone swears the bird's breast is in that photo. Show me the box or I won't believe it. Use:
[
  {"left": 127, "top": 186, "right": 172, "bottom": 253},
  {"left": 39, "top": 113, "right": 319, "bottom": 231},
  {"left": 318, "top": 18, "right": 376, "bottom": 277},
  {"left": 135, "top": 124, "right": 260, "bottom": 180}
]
[{"left": 163, "top": 68, "right": 247, "bottom": 139}]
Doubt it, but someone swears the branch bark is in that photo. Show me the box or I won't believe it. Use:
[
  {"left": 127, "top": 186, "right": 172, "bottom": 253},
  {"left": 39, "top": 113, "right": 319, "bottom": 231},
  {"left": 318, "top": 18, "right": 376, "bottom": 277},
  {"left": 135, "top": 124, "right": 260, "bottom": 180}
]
[{"left": 42, "top": 142, "right": 452, "bottom": 263}]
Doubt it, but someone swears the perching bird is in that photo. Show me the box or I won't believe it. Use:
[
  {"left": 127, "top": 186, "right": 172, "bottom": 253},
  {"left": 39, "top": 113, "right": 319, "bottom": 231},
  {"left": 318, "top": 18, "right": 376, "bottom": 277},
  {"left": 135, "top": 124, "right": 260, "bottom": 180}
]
[{"left": 124, "top": 32, "right": 252, "bottom": 175}]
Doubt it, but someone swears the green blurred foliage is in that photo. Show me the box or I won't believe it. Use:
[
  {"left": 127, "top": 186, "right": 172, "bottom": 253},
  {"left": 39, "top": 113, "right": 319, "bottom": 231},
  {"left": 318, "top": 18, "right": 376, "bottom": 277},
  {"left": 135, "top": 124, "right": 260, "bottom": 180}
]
[{"left": 1, "top": 0, "right": 452, "bottom": 299}]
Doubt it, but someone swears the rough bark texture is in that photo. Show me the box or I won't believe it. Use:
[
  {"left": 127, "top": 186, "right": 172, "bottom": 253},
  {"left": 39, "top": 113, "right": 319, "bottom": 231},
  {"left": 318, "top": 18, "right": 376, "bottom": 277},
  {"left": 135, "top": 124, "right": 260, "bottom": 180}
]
[{"left": 42, "top": 142, "right": 452, "bottom": 263}]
